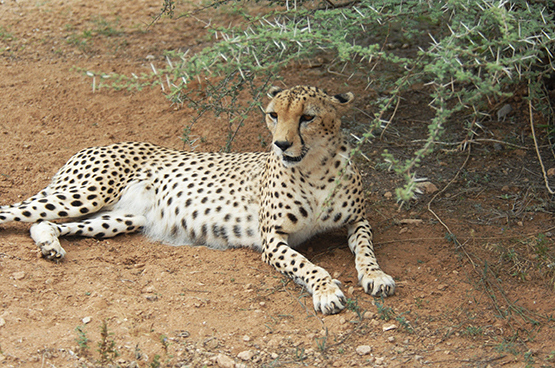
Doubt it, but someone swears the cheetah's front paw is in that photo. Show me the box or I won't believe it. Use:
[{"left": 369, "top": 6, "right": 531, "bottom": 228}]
[
  {"left": 312, "top": 279, "right": 347, "bottom": 315},
  {"left": 360, "top": 270, "right": 395, "bottom": 297},
  {"left": 30, "top": 222, "right": 66, "bottom": 260}
]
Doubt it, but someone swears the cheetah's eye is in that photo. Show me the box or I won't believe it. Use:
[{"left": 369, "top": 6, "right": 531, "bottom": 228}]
[
  {"left": 300, "top": 114, "right": 315, "bottom": 123},
  {"left": 268, "top": 112, "right": 278, "bottom": 120}
]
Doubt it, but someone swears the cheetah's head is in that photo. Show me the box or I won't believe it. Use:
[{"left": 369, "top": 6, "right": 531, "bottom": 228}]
[{"left": 265, "top": 85, "right": 354, "bottom": 168}]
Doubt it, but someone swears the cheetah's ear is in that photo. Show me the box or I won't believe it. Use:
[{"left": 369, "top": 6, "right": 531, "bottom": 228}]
[
  {"left": 332, "top": 92, "right": 355, "bottom": 105},
  {"left": 268, "top": 86, "right": 283, "bottom": 98}
]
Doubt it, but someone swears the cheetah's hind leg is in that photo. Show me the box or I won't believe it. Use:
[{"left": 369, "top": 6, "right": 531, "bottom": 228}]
[
  {"left": 30, "top": 221, "right": 66, "bottom": 260},
  {"left": 30, "top": 212, "right": 146, "bottom": 260}
]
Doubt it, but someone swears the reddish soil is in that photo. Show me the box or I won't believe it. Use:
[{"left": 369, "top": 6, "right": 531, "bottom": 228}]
[{"left": 0, "top": 1, "right": 554, "bottom": 367}]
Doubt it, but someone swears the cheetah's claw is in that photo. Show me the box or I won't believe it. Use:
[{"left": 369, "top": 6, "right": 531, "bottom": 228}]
[
  {"left": 360, "top": 270, "right": 395, "bottom": 297},
  {"left": 312, "top": 278, "right": 347, "bottom": 315}
]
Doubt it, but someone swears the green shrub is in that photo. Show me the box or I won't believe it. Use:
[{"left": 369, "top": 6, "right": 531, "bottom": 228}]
[{"left": 84, "top": 0, "right": 555, "bottom": 200}]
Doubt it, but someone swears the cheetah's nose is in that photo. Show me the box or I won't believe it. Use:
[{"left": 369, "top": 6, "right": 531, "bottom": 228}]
[{"left": 274, "top": 140, "right": 292, "bottom": 152}]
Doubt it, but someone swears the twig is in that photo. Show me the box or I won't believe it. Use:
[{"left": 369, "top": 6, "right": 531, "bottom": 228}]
[
  {"left": 528, "top": 84, "right": 555, "bottom": 195},
  {"left": 426, "top": 144, "right": 474, "bottom": 267},
  {"left": 409, "top": 138, "right": 530, "bottom": 150},
  {"left": 379, "top": 95, "right": 402, "bottom": 140}
]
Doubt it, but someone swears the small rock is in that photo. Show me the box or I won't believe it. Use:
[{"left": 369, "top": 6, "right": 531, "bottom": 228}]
[
  {"left": 355, "top": 345, "right": 371, "bottom": 355},
  {"left": 547, "top": 168, "right": 555, "bottom": 176},
  {"left": 437, "top": 284, "right": 448, "bottom": 291},
  {"left": 12, "top": 271, "right": 25, "bottom": 280},
  {"left": 383, "top": 191, "right": 393, "bottom": 199},
  {"left": 145, "top": 55, "right": 156, "bottom": 60},
  {"left": 144, "top": 294, "right": 158, "bottom": 301},
  {"left": 347, "top": 286, "right": 355, "bottom": 295},
  {"left": 375, "top": 357, "right": 385, "bottom": 364},
  {"left": 0, "top": 317, "right": 5, "bottom": 327},
  {"left": 215, "top": 354, "right": 235, "bottom": 368},
  {"left": 339, "top": 317, "right": 346, "bottom": 325},
  {"left": 382, "top": 323, "right": 397, "bottom": 331},
  {"left": 399, "top": 219, "right": 422, "bottom": 225},
  {"left": 82, "top": 316, "right": 92, "bottom": 324},
  {"left": 387, "top": 336, "right": 395, "bottom": 343},
  {"left": 142, "top": 285, "right": 156, "bottom": 293},
  {"left": 363, "top": 311, "right": 376, "bottom": 319},
  {"left": 270, "top": 353, "right": 278, "bottom": 359},
  {"left": 497, "top": 103, "right": 512, "bottom": 121},
  {"left": 204, "top": 337, "right": 219, "bottom": 350},
  {"left": 175, "top": 330, "right": 190, "bottom": 338},
  {"left": 242, "top": 335, "right": 251, "bottom": 342},
  {"left": 237, "top": 350, "right": 254, "bottom": 361},
  {"left": 417, "top": 181, "right": 438, "bottom": 194}
]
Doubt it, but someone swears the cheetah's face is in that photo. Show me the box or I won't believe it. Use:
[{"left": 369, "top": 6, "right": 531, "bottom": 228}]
[{"left": 265, "top": 86, "right": 354, "bottom": 168}]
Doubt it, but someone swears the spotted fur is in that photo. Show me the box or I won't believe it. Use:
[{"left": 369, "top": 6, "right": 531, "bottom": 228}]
[{"left": 0, "top": 85, "right": 395, "bottom": 314}]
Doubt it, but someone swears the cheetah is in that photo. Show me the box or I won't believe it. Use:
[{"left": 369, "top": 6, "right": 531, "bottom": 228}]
[{"left": 0, "top": 85, "right": 395, "bottom": 314}]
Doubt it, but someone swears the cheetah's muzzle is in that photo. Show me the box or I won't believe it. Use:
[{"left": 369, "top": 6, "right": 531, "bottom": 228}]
[{"left": 282, "top": 153, "right": 305, "bottom": 163}]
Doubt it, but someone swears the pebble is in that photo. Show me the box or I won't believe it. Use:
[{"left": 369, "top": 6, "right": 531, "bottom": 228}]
[
  {"left": 387, "top": 336, "right": 395, "bottom": 343},
  {"left": 204, "top": 338, "right": 219, "bottom": 350},
  {"left": 12, "top": 271, "right": 25, "bottom": 280},
  {"left": 242, "top": 335, "right": 251, "bottom": 342},
  {"left": 144, "top": 294, "right": 158, "bottom": 301},
  {"left": 0, "top": 317, "right": 5, "bottom": 327},
  {"left": 82, "top": 316, "right": 92, "bottom": 324},
  {"left": 382, "top": 323, "right": 397, "bottom": 331},
  {"left": 383, "top": 191, "right": 393, "bottom": 199},
  {"left": 375, "top": 357, "right": 385, "bottom": 364},
  {"left": 363, "top": 311, "right": 376, "bottom": 319},
  {"left": 237, "top": 350, "right": 254, "bottom": 361},
  {"left": 355, "top": 345, "right": 371, "bottom": 355},
  {"left": 497, "top": 103, "right": 512, "bottom": 121},
  {"left": 215, "top": 354, "right": 235, "bottom": 368},
  {"left": 417, "top": 181, "right": 438, "bottom": 194},
  {"left": 142, "top": 285, "right": 156, "bottom": 293}
]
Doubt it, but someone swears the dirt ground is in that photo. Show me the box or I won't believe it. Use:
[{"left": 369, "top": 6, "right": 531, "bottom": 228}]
[{"left": 1, "top": 1, "right": 555, "bottom": 367}]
